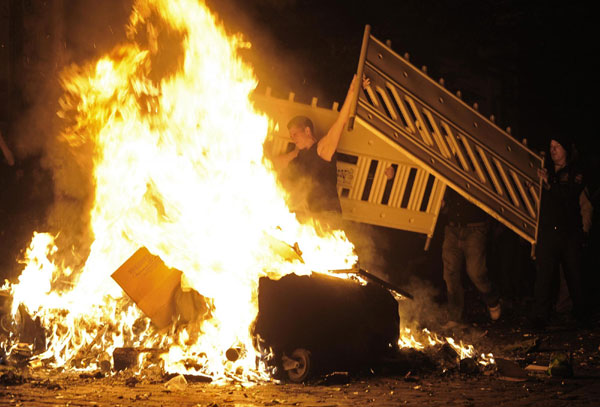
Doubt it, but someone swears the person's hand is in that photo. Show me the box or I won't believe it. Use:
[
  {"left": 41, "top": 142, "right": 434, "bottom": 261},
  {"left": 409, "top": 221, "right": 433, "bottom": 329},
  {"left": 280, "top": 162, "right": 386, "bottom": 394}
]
[
  {"left": 537, "top": 167, "right": 548, "bottom": 183},
  {"left": 537, "top": 167, "right": 550, "bottom": 190},
  {"left": 384, "top": 165, "right": 395, "bottom": 180},
  {"left": 347, "top": 74, "right": 371, "bottom": 100},
  {"left": 362, "top": 75, "right": 371, "bottom": 89}
]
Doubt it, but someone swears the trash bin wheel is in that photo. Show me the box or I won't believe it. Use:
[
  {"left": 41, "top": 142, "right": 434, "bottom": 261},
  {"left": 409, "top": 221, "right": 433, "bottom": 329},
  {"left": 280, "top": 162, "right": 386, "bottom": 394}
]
[{"left": 287, "top": 348, "right": 311, "bottom": 382}]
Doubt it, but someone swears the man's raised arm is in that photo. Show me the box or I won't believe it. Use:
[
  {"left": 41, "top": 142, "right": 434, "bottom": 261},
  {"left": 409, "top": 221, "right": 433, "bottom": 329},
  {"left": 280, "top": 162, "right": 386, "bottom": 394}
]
[{"left": 316, "top": 75, "right": 360, "bottom": 162}]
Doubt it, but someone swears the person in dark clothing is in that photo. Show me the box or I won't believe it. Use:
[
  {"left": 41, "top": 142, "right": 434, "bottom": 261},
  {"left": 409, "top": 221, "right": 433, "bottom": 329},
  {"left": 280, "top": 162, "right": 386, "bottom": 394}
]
[
  {"left": 285, "top": 133, "right": 341, "bottom": 214},
  {"left": 489, "top": 221, "right": 535, "bottom": 302},
  {"left": 274, "top": 75, "right": 364, "bottom": 219},
  {"left": 441, "top": 188, "right": 501, "bottom": 327},
  {"left": 531, "top": 136, "right": 592, "bottom": 327}
]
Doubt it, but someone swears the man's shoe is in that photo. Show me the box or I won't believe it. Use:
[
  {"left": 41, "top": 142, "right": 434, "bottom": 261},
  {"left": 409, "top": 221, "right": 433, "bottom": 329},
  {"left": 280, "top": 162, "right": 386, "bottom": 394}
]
[{"left": 488, "top": 303, "right": 501, "bottom": 321}]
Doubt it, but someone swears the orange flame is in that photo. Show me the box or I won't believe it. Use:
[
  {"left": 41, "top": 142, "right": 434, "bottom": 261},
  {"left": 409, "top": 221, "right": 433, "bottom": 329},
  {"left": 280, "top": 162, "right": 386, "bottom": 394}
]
[
  {"left": 398, "top": 327, "right": 495, "bottom": 366},
  {"left": 4, "top": 0, "right": 357, "bottom": 381}
]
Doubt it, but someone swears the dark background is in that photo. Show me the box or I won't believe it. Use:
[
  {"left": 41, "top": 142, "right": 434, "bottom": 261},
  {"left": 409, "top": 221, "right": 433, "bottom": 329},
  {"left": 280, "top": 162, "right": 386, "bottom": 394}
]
[{"left": 0, "top": 1, "right": 598, "bottom": 294}]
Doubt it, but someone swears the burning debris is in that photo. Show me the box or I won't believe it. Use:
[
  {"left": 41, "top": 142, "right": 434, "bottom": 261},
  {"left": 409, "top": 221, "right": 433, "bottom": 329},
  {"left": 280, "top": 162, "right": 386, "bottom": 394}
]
[
  {"left": 0, "top": 246, "right": 498, "bottom": 386},
  {"left": 0, "top": 0, "right": 501, "bottom": 390},
  {"left": 111, "top": 247, "right": 211, "bottom": 330}
]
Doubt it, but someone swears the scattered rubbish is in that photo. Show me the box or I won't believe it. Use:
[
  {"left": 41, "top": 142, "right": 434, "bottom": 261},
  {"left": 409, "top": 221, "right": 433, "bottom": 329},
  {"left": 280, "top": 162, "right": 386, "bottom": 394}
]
[
  {"left": 13, "top": 305, "right": 47, "bottom": 353},
  {"left": 182, "top": 373, "right": 213, "bottom": 383},
  {"left": 436, "top": 343, "right": 459, "bottom": 368},
  {"left": 134, "top": 392, "right": 151, "bottom": 401},
  {"left": 225, "top": 347, "right": 244, "bottom": 362},
  {"left": 45, "top": 381, "right": 63, "bottom": 390},
  {"left": 476, "top": 329, "right": 489, "bottom": 339},
  {"left": 182, "top": 358, "right": 203, "bottom": 371},
  {"left": 495, "top": 358, "right": 528, "bottom": 381},
  {"left": 164, "top": 373, "right": 187, "bottom": 391},
  {"left": 29, "top": 358, "right": 43, "bottom": 369},
  {"left": 30, "top": 378, "right": 62, "bottom": 390},
  {"left": 164, "top": 372, "right": 212, "bottom": 383},
  {"left": 403, "top": 371, "right": 420, "bottom": 382},
  {"left": 498, "top": 376, "right": 528, "bottom": 382},
  {"left": 459, "top": 357, "right": 479, "bottom": 375},
  {"left": 317, "top": 371, "right": 350, "bottom": 385},
  {"left": 113, "top": 347, "right": 138, "bottom": 371},
  {"left": 112, "top": 347, "right": 164, "bottom": 371},
  {"left": 265, "top": 400, "right": 285, "bottom": 406},
  {"left": 125, "top": 376, "right": 139, "bottom": 387},
  {"left": 0, "top": 290, "right": 13, "bottom": 336},
  {"left": 99, "top": 359, "right": 112, "bottom": 373},
  {"left": 0, "top": 371, "right": 25, "bottom": 386},
  {"left": 548, "top": 352, "right": 573, "bottom": 378},
  {"left": 388, "top": 348, "right": 436, "bottom": 374},
  {"left": 174, "top": 285, "right": 211, "bottom": 325},
  {"left": 263, "top": 233, "right": 304, "bottom": 264},
  {"left": 501, "top": 337, "right": 540, "bottom": 354},
  {"left": 10, "top": 342, "right": 33, "bottom": 366},
  {"left": 79, "top": 371, "right": 104, "bottom": 380},
  {"left": 524, "top": 364, "right": 548, "bottom": 373}
]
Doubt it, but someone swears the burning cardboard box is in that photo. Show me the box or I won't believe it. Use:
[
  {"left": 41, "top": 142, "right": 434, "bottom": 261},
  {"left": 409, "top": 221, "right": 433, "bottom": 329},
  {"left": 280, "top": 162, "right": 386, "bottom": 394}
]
[{"left": 112, "top": 247, "right": 211, "bottom": 330}]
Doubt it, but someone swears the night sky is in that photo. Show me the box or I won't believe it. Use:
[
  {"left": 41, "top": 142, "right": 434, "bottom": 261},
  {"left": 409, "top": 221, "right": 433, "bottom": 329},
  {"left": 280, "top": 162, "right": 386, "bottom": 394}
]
[{"left": 203, "top": 0, "right": 598, "bottom": 154}]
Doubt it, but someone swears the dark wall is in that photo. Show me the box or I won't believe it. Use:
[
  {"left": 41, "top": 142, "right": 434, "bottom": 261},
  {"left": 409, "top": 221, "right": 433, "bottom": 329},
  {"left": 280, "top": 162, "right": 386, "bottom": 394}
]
[{"left": 0, "top": 1, "right": 10, "bottom": 133}]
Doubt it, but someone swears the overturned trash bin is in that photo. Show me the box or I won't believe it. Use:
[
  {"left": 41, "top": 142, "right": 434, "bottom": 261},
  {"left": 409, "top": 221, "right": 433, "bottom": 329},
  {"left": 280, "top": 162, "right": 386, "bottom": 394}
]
[{"left": 253, "top": 273, "right": 399, "bottom": 382}]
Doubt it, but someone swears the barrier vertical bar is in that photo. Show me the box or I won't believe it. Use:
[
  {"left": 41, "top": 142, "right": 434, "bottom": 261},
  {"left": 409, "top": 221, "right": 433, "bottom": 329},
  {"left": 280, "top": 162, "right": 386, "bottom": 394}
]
[{"left": 348, "top": 24, "right": 371, "bottom": 131}]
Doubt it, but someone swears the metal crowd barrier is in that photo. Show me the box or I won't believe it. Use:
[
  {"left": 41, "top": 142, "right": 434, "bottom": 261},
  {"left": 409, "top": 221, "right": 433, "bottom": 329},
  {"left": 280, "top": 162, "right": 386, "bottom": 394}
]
[
  {"left": 349, "top": 26, "right": 544, "bottom": 245},
  {"left": 253, "top": 90, "right": 445, "bottom": 247}
]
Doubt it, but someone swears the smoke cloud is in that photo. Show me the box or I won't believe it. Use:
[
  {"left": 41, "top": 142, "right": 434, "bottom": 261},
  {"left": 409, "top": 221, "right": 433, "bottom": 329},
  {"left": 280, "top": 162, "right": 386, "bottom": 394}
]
[{"left": 10, "top": 0, "right": 132, "bottom": 271}]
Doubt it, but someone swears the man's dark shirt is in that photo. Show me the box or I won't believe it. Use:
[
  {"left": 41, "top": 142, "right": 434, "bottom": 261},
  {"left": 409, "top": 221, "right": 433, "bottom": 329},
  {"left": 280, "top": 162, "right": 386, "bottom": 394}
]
[
  {"left": 287, "top": 143, "right": 341, "bottom": 213},
  {"left": 444, "top": 188, "right": 488, "bottom": 225},
  {"left": 539, "top": 163, "right": 585, "bottom": 234}
]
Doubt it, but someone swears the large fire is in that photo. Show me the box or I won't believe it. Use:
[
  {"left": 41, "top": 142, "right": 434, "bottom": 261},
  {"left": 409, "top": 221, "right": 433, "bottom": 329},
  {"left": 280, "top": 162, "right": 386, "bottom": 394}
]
[
  {"left": 3, "top": 0, "right": 357, "bottom": 381},
  {"left": 1, "top": 0, "right": 493, "bottom": 382}
]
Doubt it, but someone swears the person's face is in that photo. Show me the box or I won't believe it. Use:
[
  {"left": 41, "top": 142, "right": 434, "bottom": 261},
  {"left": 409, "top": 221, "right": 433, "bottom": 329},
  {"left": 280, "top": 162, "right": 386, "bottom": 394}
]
[
  {"left": 289, "top": 125, "right": 314, "bottom": 149},
  {"left": 550, "top": 139, "right": 567, "bottom": 165}
]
